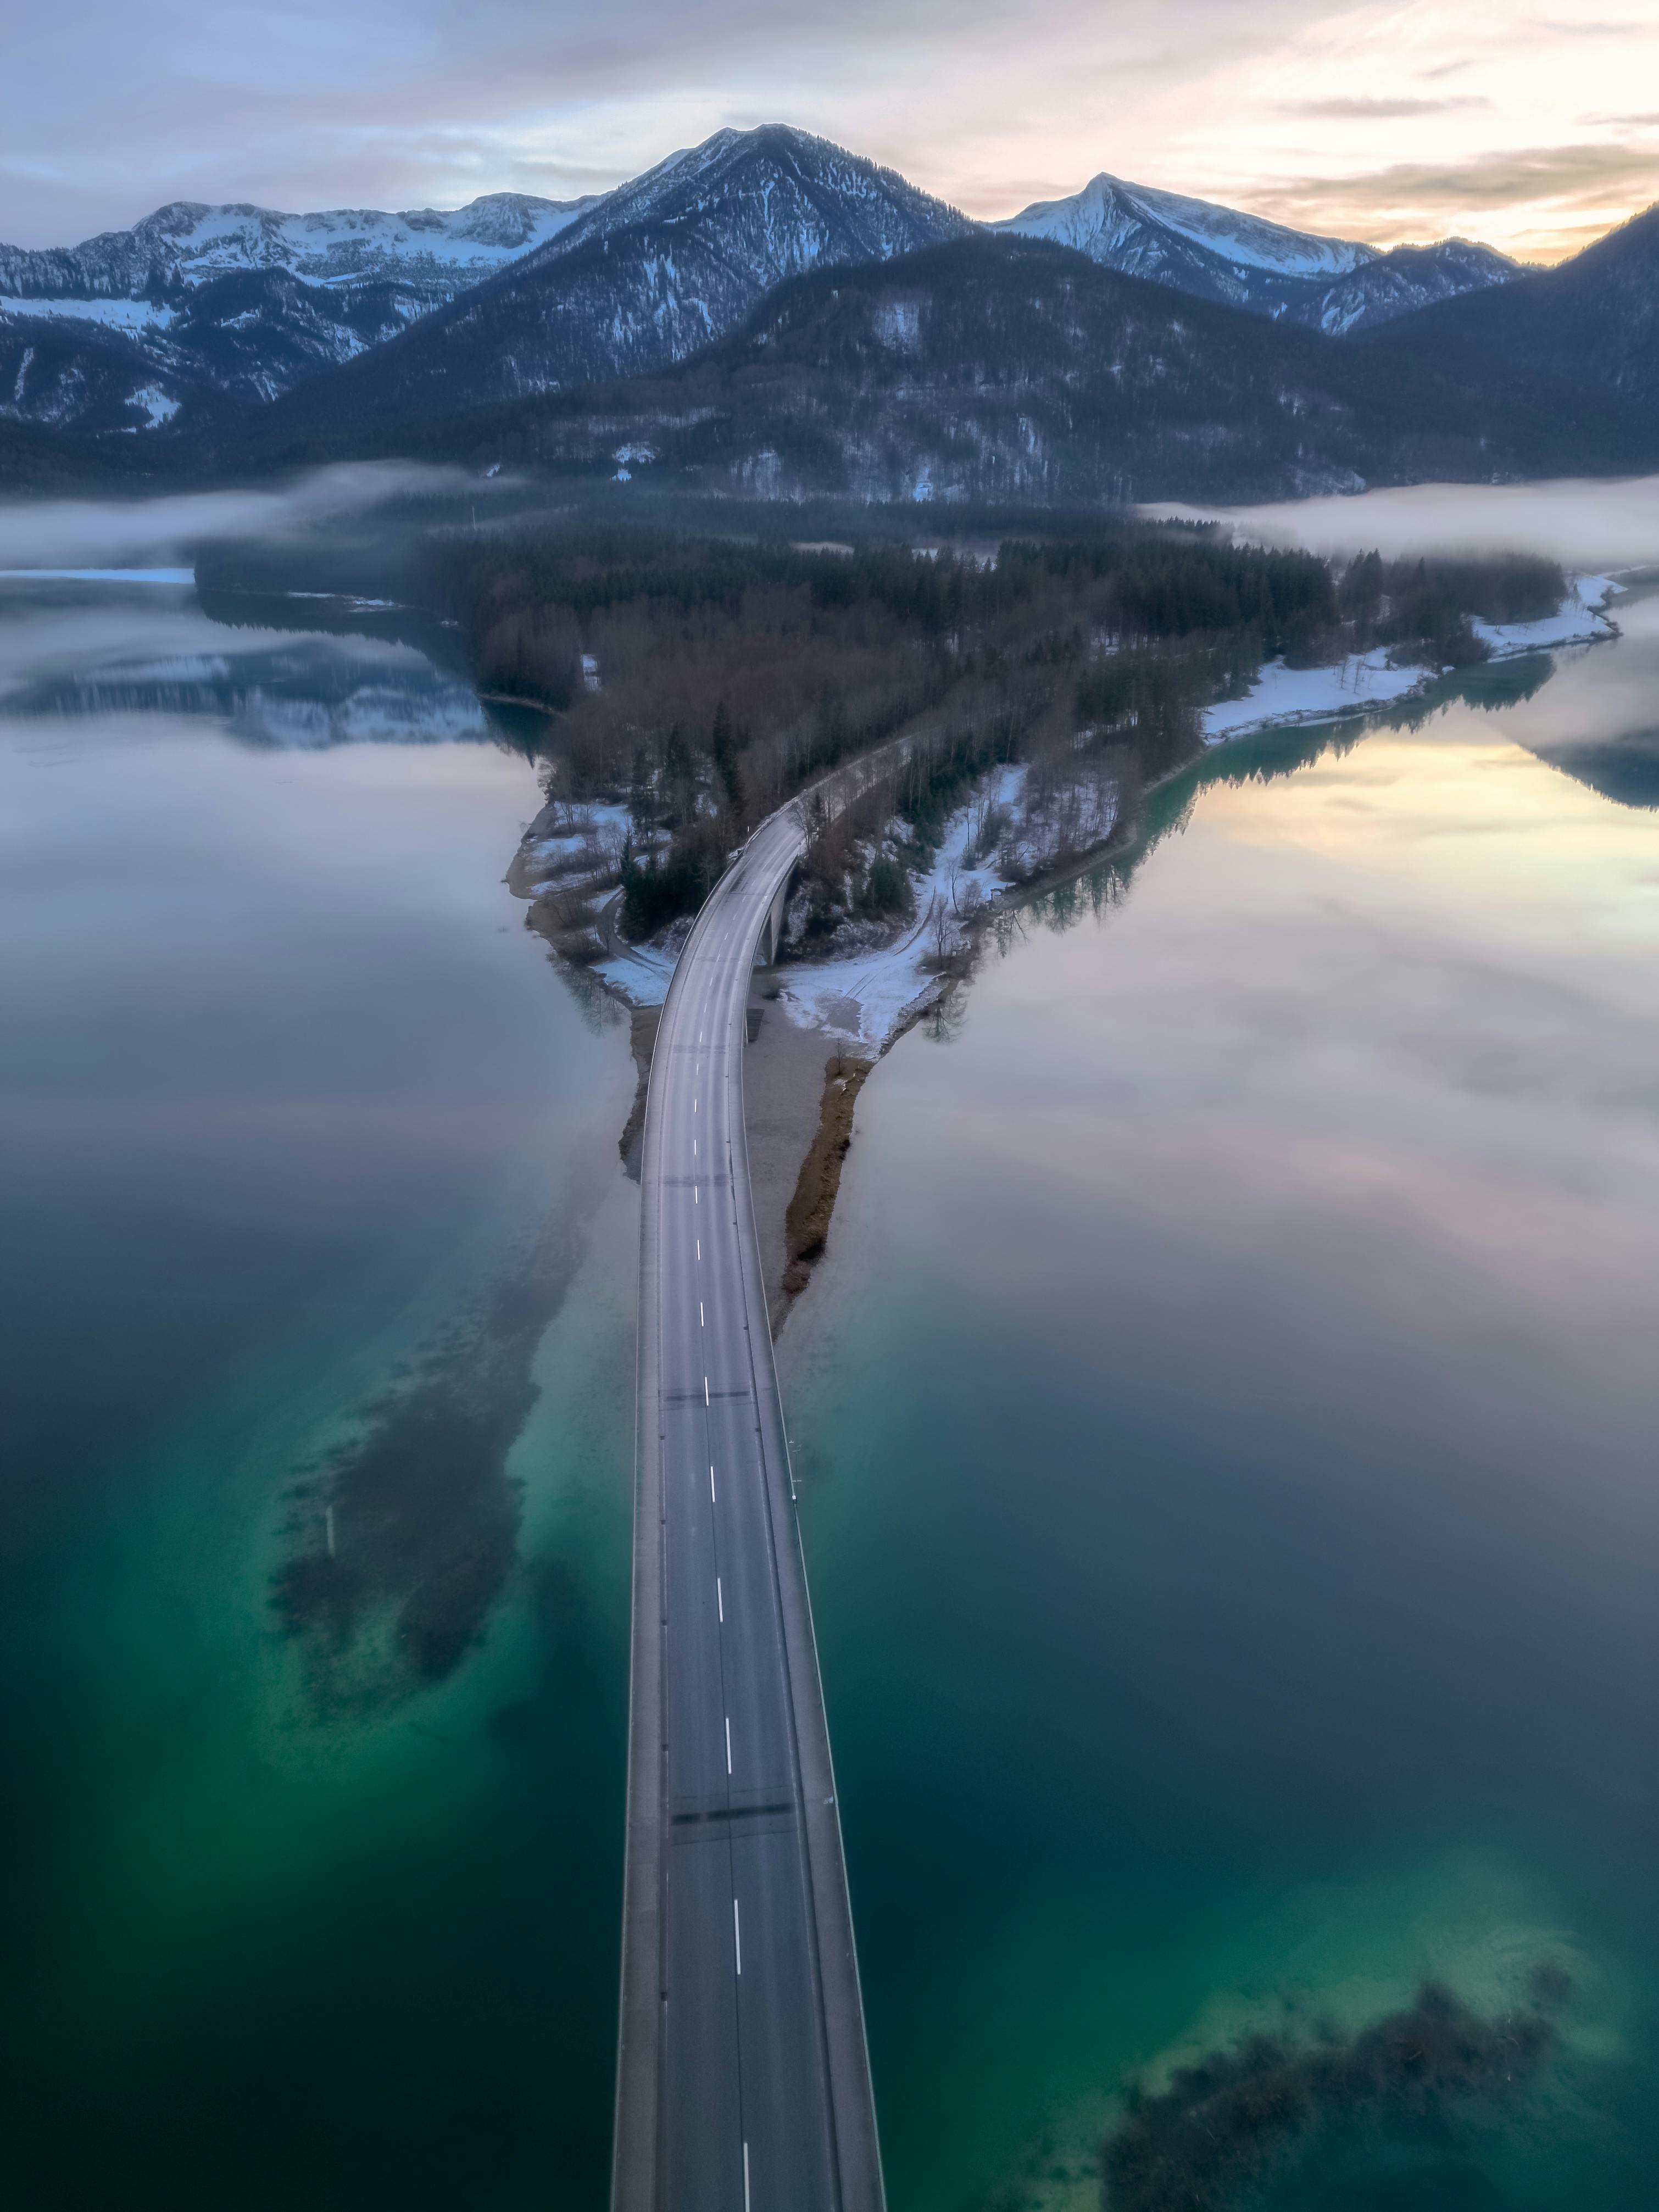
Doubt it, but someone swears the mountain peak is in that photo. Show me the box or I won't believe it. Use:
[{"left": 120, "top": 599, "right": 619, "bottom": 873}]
[
  {"left": 998, "top": 172, "right": 1374, "bottom": 277},
  {"left": 993, "top": 170, "right": 1516, "bottom": 332}
]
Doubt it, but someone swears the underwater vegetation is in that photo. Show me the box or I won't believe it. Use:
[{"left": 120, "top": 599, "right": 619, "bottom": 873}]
[{"left": 1103, "top": 1970, "right": 1573, "bottom": 2212}]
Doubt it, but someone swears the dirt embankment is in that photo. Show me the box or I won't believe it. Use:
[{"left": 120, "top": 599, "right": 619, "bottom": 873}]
[
  {"left": 777, "top": 1056, "right": 873, "bottom": 1324},
  {"left": 619, "top": 1007, "right": 662, "bottom": 1179}
]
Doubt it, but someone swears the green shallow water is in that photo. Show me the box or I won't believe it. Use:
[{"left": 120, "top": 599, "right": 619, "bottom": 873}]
[{"left": 787, "top": 591, "right": 1659, "bottom": 2210}]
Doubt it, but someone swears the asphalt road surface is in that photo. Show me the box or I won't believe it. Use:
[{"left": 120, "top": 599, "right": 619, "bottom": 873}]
[{"left": 613, "top": 801, "right": 886, "bottom": 2212}]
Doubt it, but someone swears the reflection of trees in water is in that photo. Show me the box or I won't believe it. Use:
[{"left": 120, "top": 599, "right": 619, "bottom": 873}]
[
  {"left": 1369, "top": 645, "right": 1659, "bottom": 814},
  {"left": 1527, "top": 727, "right": 1659, "bottom": 811},
  {"left": 1023, "top": 650, "right": 1581, "bottom": 942},
  {"left": 10, "top": 639, "right": 498, "bottom": 750}
]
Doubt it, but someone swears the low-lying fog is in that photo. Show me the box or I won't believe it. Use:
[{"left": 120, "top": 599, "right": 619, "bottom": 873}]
[
  {"left": 0, "top": 460, "right": 509, "bottom": 573},
  {"left": 1153, "top": 474, "right": 1659, "bottom": 570}
]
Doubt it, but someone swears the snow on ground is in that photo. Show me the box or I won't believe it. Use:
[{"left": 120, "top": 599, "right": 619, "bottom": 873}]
[
  {"left": 593, "top": 935, "right": 678, "bottom": 1007},
  {"left": 526, "top": 799, "right": 631, "bottom": 888},
  {"left": 1204, "top": 576, "right": 1622, "bottom": 744},
  {"left": 1473, "top": 574, "right": 1621, "bottom": 656},
  {"left": 773, "top": 779, "right": 1013, "bottom": 1051},
  {"left": 1203, "top": 648, "right": 1427, "bottom": 743}
]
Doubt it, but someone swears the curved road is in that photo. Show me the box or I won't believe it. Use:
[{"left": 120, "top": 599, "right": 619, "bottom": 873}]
[{"left": 613, "top": 800, "right": 886, "bottom": 2212}]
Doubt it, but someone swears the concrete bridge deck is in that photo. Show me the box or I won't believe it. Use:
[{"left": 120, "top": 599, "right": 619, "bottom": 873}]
[{"left": 612, "top": 800, "right": 885, "bottom": 2212}]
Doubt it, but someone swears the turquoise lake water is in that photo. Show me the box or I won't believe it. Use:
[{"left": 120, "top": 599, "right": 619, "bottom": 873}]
[
  {"left": 4, "top": 502, "right": 1659, "bottom": 2210},
  {"left": 789, "top": 584, "right": 1659, "bottom": 2210}
]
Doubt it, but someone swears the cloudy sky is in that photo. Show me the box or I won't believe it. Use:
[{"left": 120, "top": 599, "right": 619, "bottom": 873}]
[{"left": 5, "top": 0, "right": 1657, "bottom": 258}]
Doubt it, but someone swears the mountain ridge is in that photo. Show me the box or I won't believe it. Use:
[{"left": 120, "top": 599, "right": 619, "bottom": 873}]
[
  {"left": 222, "top": 235, "right": 1603, "bottom": 504},
  {"left": 994, "top": 171, "right": 1521, "bottom": 333},
  {"left": 0, "top": 191, "right": 600, "bottom": 302},
  {"left": 2, "top": 129, "right": 1655, "bottom": 497},
  {"left": 223, "top": 125, "right": 979, "bottom": 431}
]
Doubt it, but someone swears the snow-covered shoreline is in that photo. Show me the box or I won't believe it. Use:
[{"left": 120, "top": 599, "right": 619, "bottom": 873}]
[{"left": 1201, "top": 573, "right": 1621, "bottom": 745}]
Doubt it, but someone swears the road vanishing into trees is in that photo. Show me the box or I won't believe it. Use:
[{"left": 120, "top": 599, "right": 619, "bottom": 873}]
[{"left": 612, "top": 795, "right": 886, "bottom": 2212}]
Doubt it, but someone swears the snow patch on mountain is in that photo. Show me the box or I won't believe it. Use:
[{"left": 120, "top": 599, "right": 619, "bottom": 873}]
[
  {"left": 125, "top": 385, "right": 181, "bottom": 429},
  {"left": 0, "top": 294, "right": 175, "bottom": 333},
  {"left": 1116, "top": 179, "right": 1371, "bottom": 276},
  {"left": 999, "top": 174, "right": 1371, "bottom": 278},
  {"left": 994, "top": 172, "right": 1516, "bottom": 333},
  {"left": 0, "top": 192, "right": 602, "bottom": 304}
]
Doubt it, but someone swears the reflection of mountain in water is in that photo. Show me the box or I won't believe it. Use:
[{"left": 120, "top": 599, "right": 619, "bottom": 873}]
[
  {"left": 9, "top": 639, "right": 491, "bottom": 749},
  {"left": 1522, "top": 727, "right": 1659, "bottom": 812}
]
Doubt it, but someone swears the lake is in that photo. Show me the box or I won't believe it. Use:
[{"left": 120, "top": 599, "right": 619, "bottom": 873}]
[
  {"left": 4, "top": 476, "right": 1659, "bottom": 2210},
  {"left": 0, "top": 548, "right": 638, "bottom": 2208},
  {"left": 790, "top": 511, "right": 1659, "bottom": 2209}
]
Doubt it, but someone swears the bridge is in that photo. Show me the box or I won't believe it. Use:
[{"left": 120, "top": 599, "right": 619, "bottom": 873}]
[{"left": 611, "top": 795, "right": 886, "bottom": 2212}]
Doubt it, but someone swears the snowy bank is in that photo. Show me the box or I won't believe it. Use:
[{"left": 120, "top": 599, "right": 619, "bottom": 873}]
[
  {"left": 1202, "top": 648, "right": 1427, "bottom": 743},
  {"left": 1203, "top": 574, "right": 1622, "bottom": 745},
  {"left": 593, "top": 936, "right": 678, "bottom": 1007},
  {"left": 1473, "top": 573, "right": 1621, "bottom": 656}
]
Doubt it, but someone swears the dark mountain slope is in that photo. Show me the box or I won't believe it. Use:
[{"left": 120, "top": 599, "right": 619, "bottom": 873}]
[
  {"left": 1300, "top": 238, "right": 1518, "bottom": 336},
  {"left": 1360, "top": 202, "right": 1659, "bottom": 457},
  {"left": 230, "top": 237, "right": 1574, "bottom": 504},
  {"left": 0, "top": 405, "right": 180, "bottom": 492},
  {"left": 0, "top": 308, "right": 215, "bottom": 438},
  {"left": 0, "top": 265, "right": 432, "bottom": 438},
  {"left": 241, "top": 125, "right": 977, "bottom": 436}
]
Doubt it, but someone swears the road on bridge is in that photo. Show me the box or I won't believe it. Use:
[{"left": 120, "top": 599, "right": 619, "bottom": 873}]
[{"left": 612, "top": 799, "right": 886, "bottom": 2212}]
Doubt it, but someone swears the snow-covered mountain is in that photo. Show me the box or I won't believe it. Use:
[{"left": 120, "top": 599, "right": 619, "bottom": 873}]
[
  {"left": 1000, "top": 173, "right": 1372, "bottom": 281},
  {"left": 0, "top": 132, "right": 1528, "bottom": 454},
  {"left": 0, "top": 192, "right": 599, "bottom": 305},
  {"left": 252, "top": 125, "right": 978, "bottom": 435},
  {"left": 994, "top": 174, "right": 1518, "bottom": 332}
]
